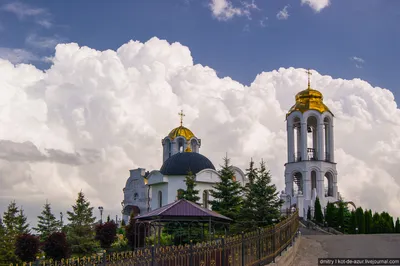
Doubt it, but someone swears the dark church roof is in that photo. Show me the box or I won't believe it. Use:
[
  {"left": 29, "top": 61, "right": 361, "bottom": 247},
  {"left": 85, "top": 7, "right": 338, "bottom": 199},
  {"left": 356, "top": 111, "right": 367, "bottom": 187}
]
[
  {"left": 136, "top": 199, "right": 232, "bottom": 222},
  {"left": 160, "top": 152, "right": 216, "bottom": 176}
]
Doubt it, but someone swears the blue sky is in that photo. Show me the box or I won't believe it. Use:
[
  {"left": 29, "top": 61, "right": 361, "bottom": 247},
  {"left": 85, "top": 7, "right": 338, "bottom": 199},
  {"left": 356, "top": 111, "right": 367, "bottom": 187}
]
[{"left": 1, "top": 0, "right": 399, "bottom": 101}]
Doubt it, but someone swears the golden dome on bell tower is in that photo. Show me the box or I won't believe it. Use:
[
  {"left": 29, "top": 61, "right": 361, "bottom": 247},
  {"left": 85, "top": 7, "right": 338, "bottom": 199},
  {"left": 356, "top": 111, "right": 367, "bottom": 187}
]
[
  {"left": 168, "top": 110, "right": 196, "bottom": 141},
  {"left": 286, "top": 69, "right": 333, "bottom": 118}
]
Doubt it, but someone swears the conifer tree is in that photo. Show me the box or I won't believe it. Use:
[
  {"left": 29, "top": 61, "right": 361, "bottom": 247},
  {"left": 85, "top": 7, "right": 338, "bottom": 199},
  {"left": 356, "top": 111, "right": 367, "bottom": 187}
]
[
  {"left": 307, "top": 206, "right": 312, "bottom": 221},
  {"left": 249, "top": 160, "right": 283, "bottom": 228},
  {"left": 16, "top": 208, "right": 30, "bottom": 234},
  {"left": 355, "top": 207, "right": 365, "bottom": 234},
  {"left": 66, "top": 191, "right": 98, "bottom": 256},
  {"left": 209, "top": 156, "right": 243, "bottom": 221},
  {"left": 2, "top": 201, "right": 20, "bottom": 263},
  {"left": 395, "top": 218, "right": 400, "bottom": 233},
  {"left": 337, "top": 201, "right": 345, "bottom": 231},
  {"left": 364, "top": 209, "right": 372, "bottom": 234},
  {"left": 0, "top": 217, "right": 7, "bottom": 264},
  {"left": 371, "top": 212, "right": 381, "bottom": 233},
  {"left": 325, "top": 202, "right": 336, "bottom": 227},
  {"left": 34, "top": 202, "right": 62, "bottom": 242},
  {"left": 179, "top": 170, "right": 200, "bottom": 203},
  {"left": 313, "top": 197, "right": 324, "bottom": 224},
  {"left": 349, "top": 211, "right": 357, "bottom": 234},
  {"left": 238, "top": 158, "right": 257, "bottom": 227}
]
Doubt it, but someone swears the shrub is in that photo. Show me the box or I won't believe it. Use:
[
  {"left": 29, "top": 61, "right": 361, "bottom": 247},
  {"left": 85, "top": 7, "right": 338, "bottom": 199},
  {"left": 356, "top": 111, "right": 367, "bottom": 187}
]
[
  {"left": 95, "top": 221, "right": 118, "bottom": 249},
  {"left": 15, "top": 234, "right": 40, "bottom": 262},
  {"left": 43, "top": 232, "right": 70, "bottom": 261}
]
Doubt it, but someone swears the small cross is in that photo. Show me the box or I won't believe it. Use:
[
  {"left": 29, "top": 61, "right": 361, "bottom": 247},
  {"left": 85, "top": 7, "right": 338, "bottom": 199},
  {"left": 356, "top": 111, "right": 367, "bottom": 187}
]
[
  {"left": 178, "top": 110, "right": 185, "bottom": 126},
  {"left": 306, "top": 69, "right": 312, "bottom": 89}
]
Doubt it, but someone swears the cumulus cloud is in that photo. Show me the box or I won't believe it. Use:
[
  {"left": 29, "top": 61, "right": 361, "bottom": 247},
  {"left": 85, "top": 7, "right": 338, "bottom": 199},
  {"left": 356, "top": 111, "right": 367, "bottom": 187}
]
[
  {"left": 1, "top": 1, "right": 53, "bottom": 28},
  {"left": 209, "top": 0, "right": 258, "bottom": 21},
  {"left": 277, "top": 6, "right": 290, "bottom": 20},
  {"left": 301, "top": 0, "right": 331, "bottom": 12},
  {"left": 0, "top": 48, "right": 39, "bottom": 64},
  {"left": 1, "top": 37, "right": 400, "bottom": 225}
]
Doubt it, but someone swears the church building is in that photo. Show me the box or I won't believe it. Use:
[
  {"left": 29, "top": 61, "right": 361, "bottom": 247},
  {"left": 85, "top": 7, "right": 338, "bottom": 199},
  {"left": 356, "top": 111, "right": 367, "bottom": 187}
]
[
  {"left": 280, "top": 70, "right": 340, "bottom": 219},
  {"left": 121, "top": 111, "right": 248, "bottom": 224}
]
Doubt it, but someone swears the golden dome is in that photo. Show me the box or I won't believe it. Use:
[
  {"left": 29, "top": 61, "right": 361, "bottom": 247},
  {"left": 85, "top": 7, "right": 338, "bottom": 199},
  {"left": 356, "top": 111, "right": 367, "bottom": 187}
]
[
  {"left": 286, "top": 69, "right": 332, "bottom": 117},
  {"left": 168, "top": 126, "right": 195, "bottom": 141}
]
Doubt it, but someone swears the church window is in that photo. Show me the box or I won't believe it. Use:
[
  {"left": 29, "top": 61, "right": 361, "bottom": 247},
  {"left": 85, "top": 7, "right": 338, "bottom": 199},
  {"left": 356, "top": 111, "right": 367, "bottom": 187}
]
[
  {"left": 191, "top": 139, "right": 197, "bottom": 152},
  {"left": 158, "top": 191, "right": 163, "bottom": 208},
  {"left": 178, "top": 138, "right": 184, "bottom": 153},
  {"left": 133, "top": 192, "right": 138, "bottom": 201},
  {"left": 203, "top": 190, "right": 209, "bottom": 208}
]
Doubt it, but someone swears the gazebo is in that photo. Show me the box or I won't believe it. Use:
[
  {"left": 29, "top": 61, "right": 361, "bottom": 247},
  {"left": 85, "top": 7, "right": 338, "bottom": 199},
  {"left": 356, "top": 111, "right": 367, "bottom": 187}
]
[{"left": 132, "top": 199, "right": 232, "bottom": 247}]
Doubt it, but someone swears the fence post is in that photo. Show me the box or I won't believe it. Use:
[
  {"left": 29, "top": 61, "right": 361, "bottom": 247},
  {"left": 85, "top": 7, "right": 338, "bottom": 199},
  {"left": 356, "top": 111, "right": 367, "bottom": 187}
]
[
  {"left": 241, "top": 232, "right": 245, "bottom": 266},
  {"left": 257, "top": 228, "right": 261, "bottom": 262},
  {"left": 151, "top": 245, "right": 155, "bottom": 266},
  {"left": 221, "top": 236, "right": 225, "bottom": 266},
  {"left": 272, "top": 225, "right": 276, "bottom": 263},
  {"left": 102, "top": 250, "right": 106, "bottom": 266},
  {"left": 189, "top": 240, "right": 193, "bottom": 266}
]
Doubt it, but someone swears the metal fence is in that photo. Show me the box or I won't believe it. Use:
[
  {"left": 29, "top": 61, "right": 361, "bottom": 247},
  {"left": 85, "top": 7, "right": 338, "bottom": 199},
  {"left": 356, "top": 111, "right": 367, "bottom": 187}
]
[{"left": 11, "top": 210, "right": 299, "bottom": 266}]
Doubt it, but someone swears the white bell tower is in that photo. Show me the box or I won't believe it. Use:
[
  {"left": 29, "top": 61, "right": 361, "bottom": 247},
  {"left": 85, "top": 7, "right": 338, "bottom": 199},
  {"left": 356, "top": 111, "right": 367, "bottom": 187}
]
[{"left": 281, "top": 69, "right": 339, "bottom": 220}]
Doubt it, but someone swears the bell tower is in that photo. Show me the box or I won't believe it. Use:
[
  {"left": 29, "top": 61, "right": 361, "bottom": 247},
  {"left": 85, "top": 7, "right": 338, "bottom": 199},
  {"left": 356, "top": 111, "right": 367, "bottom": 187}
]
[
  {"left": 281, "top": 69, "right": 339, "bottom": 219},
  {"left": 161, "top": 110, "right": 201, "bottom": 163}
]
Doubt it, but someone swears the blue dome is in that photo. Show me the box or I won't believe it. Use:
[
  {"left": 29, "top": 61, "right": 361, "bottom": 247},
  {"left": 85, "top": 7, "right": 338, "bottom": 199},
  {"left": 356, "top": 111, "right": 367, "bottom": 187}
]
[{"left": 160, "top": 152, "right": 216, "bottom": 176}]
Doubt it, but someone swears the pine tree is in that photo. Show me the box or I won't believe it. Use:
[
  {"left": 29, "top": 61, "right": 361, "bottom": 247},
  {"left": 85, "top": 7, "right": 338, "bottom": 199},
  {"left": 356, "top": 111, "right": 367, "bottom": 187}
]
[
  {"left": 364, "top": 209, "right": 372, "bottom": 234},
  {"left": 16, "top": 208, "right": 30, "bottom": 234},
  {"left": 307, "top": 206, "right": 312, "bottom": 221},
  {"left": 34, "top": 202, "right": 62, "bottom": 242},
  {"left": 66, "top": 191, "right": 98, "bottom": 256},
  {"left": 395, "top": 218, "right": 400, "bottom": 233},
  {"left": 238, "top": 158, "right": 258, "bottom": 227},
  {"left": 371, "top": 212, "right": 381, "bottom": 233},
  {"left": 0, "top": 217, "right": 7, "bottom": 264},
  {"left": 179, "top": 170, "right": 200, "bottom": 203},
  {"left": 355, "top": 207, "right": 365, "bottom": 234},
  {"left": 2, "top": 201, "right": 20, "bottom": 263},
  {"left": 325, "top": 202, "right": 337, "bottom": 227},
  {"left": 209, "top": 156, "right": 243, "bottom": 221},
  {"left": 337, "top": 201, "right": 345, "bottom": 232},
  {"left": 249, "top": 160, "right": 283, "bottom": 228},
  {"left": 314, "top": 197, "right": 324, "bottom": 224}
]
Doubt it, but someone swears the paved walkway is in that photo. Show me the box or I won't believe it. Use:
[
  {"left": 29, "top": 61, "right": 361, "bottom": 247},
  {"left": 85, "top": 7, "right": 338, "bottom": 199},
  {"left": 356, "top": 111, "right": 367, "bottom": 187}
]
[{"left": 294, "top": 234, "right": 400, "bottom": 266}]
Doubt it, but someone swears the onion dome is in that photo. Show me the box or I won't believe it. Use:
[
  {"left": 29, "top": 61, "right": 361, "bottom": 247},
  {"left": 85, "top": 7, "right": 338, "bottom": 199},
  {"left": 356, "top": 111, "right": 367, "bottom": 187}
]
[{"left": 160, "top": 152, "right": 215, "bottom": 175}]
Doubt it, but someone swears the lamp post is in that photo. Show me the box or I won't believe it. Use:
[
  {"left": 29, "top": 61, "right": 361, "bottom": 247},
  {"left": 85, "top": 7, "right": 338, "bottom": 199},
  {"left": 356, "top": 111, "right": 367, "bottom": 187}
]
[
  {"left": 355, "top": 227, "right": 358, "bottom": 234},
  {"left": 98, "top": 206, "right": 104, "bottom": 224}
]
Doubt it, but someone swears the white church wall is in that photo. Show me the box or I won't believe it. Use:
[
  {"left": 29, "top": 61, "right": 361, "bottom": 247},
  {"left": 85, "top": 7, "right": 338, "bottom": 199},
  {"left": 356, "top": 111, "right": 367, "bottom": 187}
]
[
  {"left": 166, "top": 175, "right": 187, "bottom": 203},
  {"left": 150, "top": 183, "right": 169, "bottom": 211},
  {"left": 196, "top": 169, "right": 220, "bottom": 183}
]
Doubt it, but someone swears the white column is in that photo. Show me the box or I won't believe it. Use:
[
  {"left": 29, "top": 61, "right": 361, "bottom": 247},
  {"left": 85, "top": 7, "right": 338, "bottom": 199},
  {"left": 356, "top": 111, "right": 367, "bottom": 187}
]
[
  {"left": 301, "top": 122, "right": 307, "bottom": 160},
  {"left": 287, "top": 124, "right": 294, "bottom": 162},
  {"left": 317, "top": 123, "right": 324, "bottom": 160},
  {"left": 317, "top": 171, "right": 324, "bottom": 200},
  {"left": 296, "top": 127, "right": 301, "bottom": 160},
  {"left": 330, "top": 123, "right": 335, "bottom": 162},
  {"left": 303, "top": 171, "right": 311, "bottom": 200}
]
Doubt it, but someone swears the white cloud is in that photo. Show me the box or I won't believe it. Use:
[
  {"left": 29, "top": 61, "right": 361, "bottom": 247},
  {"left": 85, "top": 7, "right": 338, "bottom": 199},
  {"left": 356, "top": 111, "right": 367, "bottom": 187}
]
[
  {"left": 25, "top": 34, "right": 66, "bottom": 50},
  {"left": 277, "top": 6, "right": 290, "bottom": 20},
  {"left": 259, "top": 17, "right": 268, "bottom": 27},
  {"left": 301, "top": 0, "right": 331, "bottom": 12},
  {"left": 1, "top": 2, "right": 52, "bottom": 28},
  {"left": 350, "top": 56, "right": 366, "bottom": 69},
  {"left": 1, "top": 37, "right": 400, "bottom": 224},
  {"left": 209, "top": 0, "right": 258, "bottom": 21},
  {"left": 0, "top": 48, "right": 39, "bottom": 64}
]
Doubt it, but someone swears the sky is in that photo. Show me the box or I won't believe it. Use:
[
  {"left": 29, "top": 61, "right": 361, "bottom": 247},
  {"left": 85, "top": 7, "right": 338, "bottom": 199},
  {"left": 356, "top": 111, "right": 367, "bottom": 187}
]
[{"left": 0, "top": 0, "right": 400, "bottom": 226}]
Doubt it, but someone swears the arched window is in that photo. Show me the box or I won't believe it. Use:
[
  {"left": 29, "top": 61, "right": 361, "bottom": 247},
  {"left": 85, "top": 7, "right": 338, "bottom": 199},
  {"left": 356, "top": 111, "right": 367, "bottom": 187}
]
[
  {"left": 178, "top": 138, "right": 184, "bottom": 153},
  {"left": 158, "top": 191, "right": 162, "bottom": 208},
  {"left": 203, "top": 190, "right": 209, "bottom": 208},
  {"left": 191, "top": 139, "right": 197, "bottom": 152}
]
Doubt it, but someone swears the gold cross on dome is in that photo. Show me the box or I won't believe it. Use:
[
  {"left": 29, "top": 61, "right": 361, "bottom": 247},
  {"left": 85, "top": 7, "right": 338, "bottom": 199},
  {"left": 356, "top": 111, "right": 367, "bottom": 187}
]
[
  {"left": 306, "top": 69, "right": 312, "bottom": 89},
  {"left": 178, "top": 110, "right": 185, "bottom": 126}
]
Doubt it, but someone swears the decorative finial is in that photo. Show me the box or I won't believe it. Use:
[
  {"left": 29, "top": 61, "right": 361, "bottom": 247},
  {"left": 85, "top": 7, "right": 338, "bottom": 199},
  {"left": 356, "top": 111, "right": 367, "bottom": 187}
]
[
  {"left": 306, "top": 69, "right": 312, "bottom": 89},
  {"left": 178, "top": 110, "right": 185, "bottom": 127}
]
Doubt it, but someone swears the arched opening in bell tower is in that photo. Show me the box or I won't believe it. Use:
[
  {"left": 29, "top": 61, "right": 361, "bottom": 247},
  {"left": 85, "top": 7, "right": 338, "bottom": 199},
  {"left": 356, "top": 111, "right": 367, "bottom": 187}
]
[
  {"left": 324, "top": 117, "right": 331, "bottom": 161},
  {"left": 324, "top": 172, "right": 334, "bottom": 197},
  {"left": 164, "top": 139, "right": 172, "bottom": 158},
  {"left": 306, "top": 116, "right": 318, "bottom": 160},
  {"left": 293, "top": 117, "right": 301, "bottom": 162},
  {"left": 178, "top": 138, "right": 185, "bottom": 153},
  {"left": 292, "top": 172, "right": 303, "bottom": 196},
  {"left": 191, "top": 139, "right": 197, "bottom": 153},
  {"left": 311, "top": 170, "right": 317, "bottom": 191}
]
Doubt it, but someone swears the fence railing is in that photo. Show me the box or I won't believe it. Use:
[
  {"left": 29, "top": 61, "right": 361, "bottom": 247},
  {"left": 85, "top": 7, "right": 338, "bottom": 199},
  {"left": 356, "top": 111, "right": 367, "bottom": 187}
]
[{"left": 11, "top": 210, "right": 299, "bottom": 266}]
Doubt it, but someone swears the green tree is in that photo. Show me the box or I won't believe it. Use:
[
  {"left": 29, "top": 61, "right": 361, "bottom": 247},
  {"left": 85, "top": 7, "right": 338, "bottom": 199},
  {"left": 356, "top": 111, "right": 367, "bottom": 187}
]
[
  {"left": 238, "top": 158, "right": 258, "bottom": 228},
  {"left": 66, "top": 191, "right": 98, "bottom": 256},
  {"left": 307, "top": 206, "right": 311, "bottom": 221},
  {"left": 209, "top": 156, "right": 243, "bottom": 221},
  {"left": 0, "top": 217, "right": 7, "bottom": 264},
  {"left": 16, "top": 208, "right": 30, "bottom": 234},
  {"left": 395, "top": 218, "right": 400, "bottom": 233},
  {"left": 355, "top": 207, "right": 365, "bottom": 234},
  {"left": 34, "top": 202, "right": 62, "bottom": 242},
  {"left": 1, "top": 201, "right": 20, "bottom": 264},
  {"left": 364, "top": 209, "right": 372, "bottom": 234},
  {"left": 371, "top": 212, "right": 381, "bottom": 233},
  {"left": 349, "top": 211, "right": 357, "bottom": 234},
  {"left": 325, "top": 202, "right": 337, "bottom": 227},
  {"left": 337, "top": 201, "right": 345, "bottom": 232},
  {"left": 178, "top": 170, "right": 200, "bottom": 203},
  {"left": 313, "top": 197, "right": 324, "bottom": 224}
]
